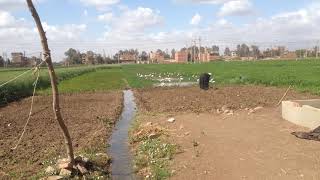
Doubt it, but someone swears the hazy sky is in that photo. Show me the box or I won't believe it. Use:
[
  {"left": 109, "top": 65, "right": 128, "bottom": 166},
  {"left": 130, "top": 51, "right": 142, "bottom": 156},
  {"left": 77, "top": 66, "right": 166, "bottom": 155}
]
[{"left": 0, "top": 0, "right": 319, "bottom": 61}]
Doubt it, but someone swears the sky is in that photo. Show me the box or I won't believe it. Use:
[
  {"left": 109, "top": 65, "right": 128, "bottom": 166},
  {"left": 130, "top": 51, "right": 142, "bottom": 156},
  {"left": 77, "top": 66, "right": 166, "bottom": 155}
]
[{"left": 0, "top": 0, "right": 320, "bottom": 61}]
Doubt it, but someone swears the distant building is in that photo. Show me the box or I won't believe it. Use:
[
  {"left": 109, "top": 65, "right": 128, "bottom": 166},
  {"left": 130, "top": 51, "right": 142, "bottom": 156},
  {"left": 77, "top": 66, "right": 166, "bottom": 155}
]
[
  {"left": 278, "top": 46, "right": 286, "bottom": 56},
  {"left": 82, "top": 51, "right": 95, "bottom": 65},
  {"left": 120, "top": 52, "right": 136, "bottom": 64},
  {"left": 280, "top": 51, "right": 297, "bottom": 59},
  {"left": 231, "top": 51, "right": 238, "bottom": 57},
  {"left": 150, "top": 51, "right": 165, "bottom": 63},
  {"left": 11, "top": 52, "right": 27, "bottom": 67},
  {"left": 27, "top": 56, "right": 41, "bottom": 66},
  {"left": 175, "top": 51, "right": 188, "bottom": 63},
  {"left": 199, "top": 52, "right": 220, "bottom": 62}
]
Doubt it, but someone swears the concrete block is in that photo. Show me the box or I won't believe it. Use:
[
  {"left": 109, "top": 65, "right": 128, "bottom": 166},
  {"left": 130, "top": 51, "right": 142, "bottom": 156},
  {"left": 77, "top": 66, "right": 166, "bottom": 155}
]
[{"left": 282, "top": 99, "right": 320, "bottom": 129}]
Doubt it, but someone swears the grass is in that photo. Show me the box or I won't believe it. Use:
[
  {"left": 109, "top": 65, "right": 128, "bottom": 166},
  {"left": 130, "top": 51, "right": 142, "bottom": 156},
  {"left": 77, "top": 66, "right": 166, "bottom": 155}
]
[
  {"left": 0, "top": 65, "right": 117, "bottom": 105},
  {"left": 123, "top": 60, "right": 320, "bottom": 94},
  {"left": 130, "top": 115, "right": 177, "bottom": 180},
  {"left": 134, "top": 139, "right": 176, "bottom": 180},
  {"left": 2, "top": 59, "right": 320, "bottom": 105},
  {"left": 40, "top": 67, "right": 126, "bottom": 94}
]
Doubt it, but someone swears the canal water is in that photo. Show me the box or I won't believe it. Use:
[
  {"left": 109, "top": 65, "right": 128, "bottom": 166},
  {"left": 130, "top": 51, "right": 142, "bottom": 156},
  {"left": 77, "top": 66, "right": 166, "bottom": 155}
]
[{"left": 108, "top": 90, "right": 137, "bottom": 180}]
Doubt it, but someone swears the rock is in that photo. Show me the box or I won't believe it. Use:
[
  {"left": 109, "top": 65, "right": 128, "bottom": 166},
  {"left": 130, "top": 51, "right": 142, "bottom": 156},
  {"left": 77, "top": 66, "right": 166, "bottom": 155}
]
[
  {"left": 82, "top": 157, "right": 89, "bottom": 163},
  {"left": 96, "top": 153, "right": 108, "bottom": 157},
  {"left": 227, "top": 112, "right": 234, "bottom": 116},
  {"left": 254, "top": 106, "right": 263, "bottom": 111},
  {"left": 223, "top": 110, "right": 230, "bottom": 114},
  {"left": 221, "top": 105, "right": 228, "bottom": 112},
  {"left": 46, "top": 176, "right": 64, "bottom": 180},
  {"left": 216, "top": 109, "right": 222, "bottom": 114},
  {"left": 57, "top": 162, "right": 72, "bottom": 170},
  {"left": 74, "top": 156, "right": 82, "bottom": 162},
  {"left": 148, "top": 133, "right": 159, "bottom": 139},
  {"left": 56, "top": 158, "right": 71, "bottom": 169},
  {"left": 59, "top": 168, "right": 72, "bottom": 177},
  {"left": 45, "top": 166, "right": 56, "bottom": 175},
  {"left": 248, "top": 109, "right": 255, "bottom": 114},
  {"left": 144, "top": 122, "right": 153, "bottom": 127},
  {"left": 76, "top": 164, "right": 88, "bottom": 175},
  {"left": 167, "top": 118, "right": 175, "bottom": 123}
]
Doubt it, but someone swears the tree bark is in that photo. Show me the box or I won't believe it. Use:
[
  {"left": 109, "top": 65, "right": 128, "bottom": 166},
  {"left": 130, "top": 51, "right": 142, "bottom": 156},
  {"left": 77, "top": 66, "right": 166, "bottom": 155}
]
[{"left": 26, "top": 0, "right": 75, "bottom": 165}]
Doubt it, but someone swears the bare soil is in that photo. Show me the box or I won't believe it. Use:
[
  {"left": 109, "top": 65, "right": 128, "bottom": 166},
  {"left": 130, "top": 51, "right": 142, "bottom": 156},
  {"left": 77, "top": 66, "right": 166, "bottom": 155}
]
[
  {"left": 135, "top": 85, "right": 317, "bottom": 113},
  {"left": 0, "top": 92, "right": 123, "bottom": 179},
  {"left": 134, "top": 85, "right": 320, "bottom": 180}
]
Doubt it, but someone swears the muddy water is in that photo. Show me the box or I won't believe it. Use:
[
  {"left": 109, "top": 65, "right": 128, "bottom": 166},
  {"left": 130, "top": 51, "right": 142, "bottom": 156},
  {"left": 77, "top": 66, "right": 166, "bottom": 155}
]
[{"left": 108, "top": 90, "right": 136, "bottom": 180}]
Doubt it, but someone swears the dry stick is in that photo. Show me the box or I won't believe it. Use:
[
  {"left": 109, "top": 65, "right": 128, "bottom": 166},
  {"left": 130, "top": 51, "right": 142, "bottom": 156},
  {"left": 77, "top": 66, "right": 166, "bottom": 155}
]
[
  {"left": 26, "top": 0, "right": 75, "bottom": 164},
  {"left": 11, "top": 67, "right": 40, "bottom": 150},
  {"left": 277, "top": 85, "right": 292, "bottom": 106}
]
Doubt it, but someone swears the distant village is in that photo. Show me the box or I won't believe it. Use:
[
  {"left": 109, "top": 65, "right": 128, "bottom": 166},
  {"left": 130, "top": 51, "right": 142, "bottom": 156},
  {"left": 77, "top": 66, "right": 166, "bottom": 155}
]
[{"left": 1, "top": 44, "right": 319, "bottom": 67}]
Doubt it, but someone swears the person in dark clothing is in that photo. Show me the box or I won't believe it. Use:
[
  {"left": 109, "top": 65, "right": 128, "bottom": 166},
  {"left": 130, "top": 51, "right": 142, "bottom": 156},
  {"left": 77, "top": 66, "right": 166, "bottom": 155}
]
[{"left": 199, "top": 73, "right": 211, "bottom": 90}]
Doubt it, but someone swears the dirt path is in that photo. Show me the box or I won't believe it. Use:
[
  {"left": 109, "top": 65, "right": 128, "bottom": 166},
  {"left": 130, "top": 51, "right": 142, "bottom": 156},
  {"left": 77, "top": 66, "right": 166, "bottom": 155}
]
[
  {"left": 0, "top": 92, "right": 123, "bottom": 178},
  {"left": 134, "top": 86, "right": 320, "bottom": 180}
]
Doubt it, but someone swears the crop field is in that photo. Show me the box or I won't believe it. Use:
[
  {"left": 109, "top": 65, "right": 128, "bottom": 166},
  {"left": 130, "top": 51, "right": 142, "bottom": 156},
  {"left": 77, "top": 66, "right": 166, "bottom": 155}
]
[
  {"left": 1, "top": 60, "right": 320, "bottom": 105},
  {"left": 123, "top": 60, "right": 320, "bottom": 93},
  {"left": 0, "top": 65, "right": 119, "bottom": 105}
]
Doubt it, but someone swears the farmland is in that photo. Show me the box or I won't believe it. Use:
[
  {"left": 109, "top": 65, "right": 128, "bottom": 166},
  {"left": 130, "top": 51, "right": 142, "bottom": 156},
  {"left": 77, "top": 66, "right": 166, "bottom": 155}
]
[
  {"left": 2, "top": 60, "right": 320, "bottom": 179},
  {"left": 1, "top": 60, "right": 320, "bottom": 104}
]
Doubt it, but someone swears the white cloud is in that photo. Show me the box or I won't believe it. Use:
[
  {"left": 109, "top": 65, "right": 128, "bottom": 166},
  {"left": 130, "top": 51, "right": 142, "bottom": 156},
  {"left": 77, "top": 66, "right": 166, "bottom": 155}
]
[
  {"left": 80, "top": 0, "right": 119, "bottom": 8},
  {"left": 101, "top": 7, "right": 163, "bottom": 40},
  {"left": 190, "top": 13, "right": 202, "bottom": 25},
  {"left": 218, "top": 0, "right": 254, "bottom": 16},
  {"left": 0, "top": 0, "right": 46, "bottom": 11},
  {"left": 0, "top": 10, "right": 19, "bottom": 27},
  {"left": 0, "top": 10, "right": 87, "bottom": 61},
  {"left": 0, "top": 0, "right": 26, "bottom": 10},
  {"left": 42, "top": 23, "right": 87, "bottom": 41},
  {"left": 98, "top": 12, "right": 113, "bottom": 22},
  {"left": 174, "top": 0, "right": 241, "bottom": 4}
]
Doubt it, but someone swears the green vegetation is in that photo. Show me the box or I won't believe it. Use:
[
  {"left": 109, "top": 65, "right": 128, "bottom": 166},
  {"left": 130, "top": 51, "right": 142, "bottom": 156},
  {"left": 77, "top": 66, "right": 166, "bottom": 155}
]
[
  {"left": 130, "top": 115, "right": 177, "bottom": 180},
  {"left": 134, "top": 139, "right": 176, "bottom": 180},
  {"left": 123, "top": 60, "right": 320, "bottom": 94},
  {"left": 41, "top": 68, "right": 126, "bottom": 94},
  {"left": 2, "top": 60, "right": 320, "bottom": 105},
  {"left": 0, "top": 65, "right": 115, "bottom": 105}
]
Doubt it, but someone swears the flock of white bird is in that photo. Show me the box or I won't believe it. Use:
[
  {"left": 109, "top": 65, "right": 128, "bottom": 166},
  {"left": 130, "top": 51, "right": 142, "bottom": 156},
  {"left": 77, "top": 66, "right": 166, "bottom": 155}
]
[{"left": 136, "top": 72, "right": 216, "bottom": 85}]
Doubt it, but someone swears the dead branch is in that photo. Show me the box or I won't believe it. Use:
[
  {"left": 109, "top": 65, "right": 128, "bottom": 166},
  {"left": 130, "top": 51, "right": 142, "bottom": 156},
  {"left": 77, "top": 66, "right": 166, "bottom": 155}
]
[{"left": 26, "top": 0, "right": 75, "bottom": 165}]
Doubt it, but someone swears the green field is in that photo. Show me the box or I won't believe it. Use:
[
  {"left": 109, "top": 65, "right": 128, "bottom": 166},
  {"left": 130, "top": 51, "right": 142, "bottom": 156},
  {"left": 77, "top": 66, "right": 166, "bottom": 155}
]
[
  {"left": 1, "top": 60, "right": 320, "bottom": 105},
  {"left": 40, "top": 68, "right": 126, "bottom": 94},
  {"left": 0, "top": 65, "right": 119, "bottom": 105}
]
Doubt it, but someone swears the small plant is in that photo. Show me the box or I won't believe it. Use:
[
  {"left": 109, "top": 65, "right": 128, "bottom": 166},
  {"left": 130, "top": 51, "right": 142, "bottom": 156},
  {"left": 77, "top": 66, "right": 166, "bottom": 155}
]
[{"left": 134, "top": 138, "right": 176, "bottom": 180}]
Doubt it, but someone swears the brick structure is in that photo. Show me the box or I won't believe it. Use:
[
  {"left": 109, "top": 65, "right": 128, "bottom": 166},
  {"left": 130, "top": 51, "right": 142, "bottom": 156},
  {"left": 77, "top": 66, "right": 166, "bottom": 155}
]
[
  {"left": 280, "top": 51, "right": 297, "bottom": 59},
  {"left": 120, "top": 53, "right": 136, "bottom": 64},
  {"left": 150, "top": 51, "right": 165, "bottom": 63},
  {"left": 11, "top": 52, "right": 27, "bottom": 67},
  {"left": 175, "top": 51, "right": 188, "bottom": 63},
  {"left": 82, "top": 51, "right": 95, "bottom": 65}
]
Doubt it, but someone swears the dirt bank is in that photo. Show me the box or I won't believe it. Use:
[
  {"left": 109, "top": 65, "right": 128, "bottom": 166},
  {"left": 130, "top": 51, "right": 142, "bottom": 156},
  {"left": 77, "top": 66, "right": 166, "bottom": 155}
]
[
  {"left": 134, "top": 85, "right": 320, "bottom": 180},
  {"left": 0, "top": 92, "right": 123, "bottom": 179}
]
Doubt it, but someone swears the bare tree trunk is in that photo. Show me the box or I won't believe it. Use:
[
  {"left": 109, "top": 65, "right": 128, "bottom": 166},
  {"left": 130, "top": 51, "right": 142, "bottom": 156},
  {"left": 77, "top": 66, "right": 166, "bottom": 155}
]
[{"left": 26, "top": 0, "right": 74, "bottom": 165}]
